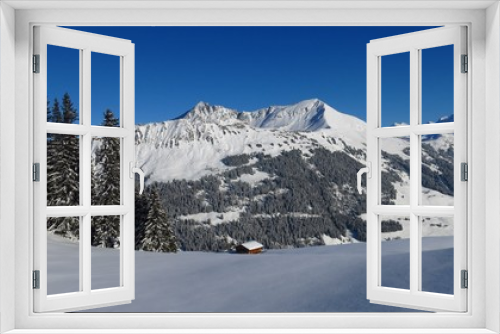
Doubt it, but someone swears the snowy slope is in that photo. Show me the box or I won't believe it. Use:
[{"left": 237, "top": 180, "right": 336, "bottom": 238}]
[
  {"left": 50, "top": 234, "right": 452, "bottom": 313},
  {"left": 135, "top": 99, "right": 366, "bottom": 183},
  {"left": 135, "top": 99, "right": 449, "bottom": 185},
  {"left": 239, "top": 99, "right": 365, "bottom": 138}
]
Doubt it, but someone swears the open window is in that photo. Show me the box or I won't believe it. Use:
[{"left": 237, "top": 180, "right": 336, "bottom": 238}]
[
  {"left": 33, "top": 24, "right": 468, "bottom": 314},
  {"left": 362, "top": 26, "right": 467, "bottom": 312},
  {"left": 33, "top": 26, "right": 139, "bottom": 312},
  {"left": 1, "top": 0, "right": 498, "bottom": 331}
]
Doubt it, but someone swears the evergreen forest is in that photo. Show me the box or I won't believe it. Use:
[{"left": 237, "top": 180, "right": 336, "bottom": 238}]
[{"left": 46, "top": 94, "right": 178, "bottom": 252}]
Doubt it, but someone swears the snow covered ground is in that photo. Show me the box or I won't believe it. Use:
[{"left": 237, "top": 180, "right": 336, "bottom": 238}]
[
  {"left": 178, "top": 209, "right": 244, "bottom": 225},
  {"left": 47, "top": 234, "right": 453, "bottom": 313}
]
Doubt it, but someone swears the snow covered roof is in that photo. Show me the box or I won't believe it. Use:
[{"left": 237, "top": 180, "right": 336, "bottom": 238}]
[{"left": 239, "top": 241, "right": 263, "bottom": 251}]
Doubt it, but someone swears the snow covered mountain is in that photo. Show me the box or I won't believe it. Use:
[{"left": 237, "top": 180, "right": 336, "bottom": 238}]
[
  {"left": 134, "top": 99, "right": 454, "bottom": 250},
  {"left": 136, "top": 99, "right": 366, "bottom": 182}
]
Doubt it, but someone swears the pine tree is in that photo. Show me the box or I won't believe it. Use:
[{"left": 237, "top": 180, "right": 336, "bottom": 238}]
[
  {"left": 51, "top": 98, "right": 63, "bottom": 123},
  {"left": 46, "top": 95, "right": 80, "bottom": 238},
  {"left": 134, "top": 186, "right": 150, "bottom": 250},
  {"left": 91, "top": 216, "right": 120, "bottom": 248},
  {"left": 101, "top": 109, "right": 119, "bottom": 127},
  {"left": 140, "top": 188, "right": 177, "bottom": 252},
  {"left": 47, "top": 100, "right": 51, "bottom": 122},
  {"left": 62, "top": 92, "right": 78, "bottom": 124},
  {"left": 91, "top": 159, "right": 98, "bottom": 204},
  {"left": 91, "top": 109, "right": 121, "bottom": 246},
  {"left": 93, "top": 109, "right": 120, "bottom": 205}
]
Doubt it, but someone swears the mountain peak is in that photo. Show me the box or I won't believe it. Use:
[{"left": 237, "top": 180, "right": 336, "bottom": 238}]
[
  {"left": 166, "top": 99, "right": 365, "bottom": 136},
  {"left": 264, "top": 98, "right": 325, "bottom": 112},
  {"left": 297, "top": 98, "right": 324, "bottom": 107},
  {"left": 194, "top": 101, "right": 211, "bottom": 109},
  {"left": 180, "top": 101, "right": 238, "bottom": 124}
]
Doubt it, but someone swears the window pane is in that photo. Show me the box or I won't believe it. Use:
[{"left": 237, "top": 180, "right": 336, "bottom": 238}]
[
  {"left": 421, "top": 45, "right": 454, "bottom": 125},
  {"left": 421, "top": 133, "right": 454, "bottom": 206},
  {"left": 91, "top": 52, "right": 121, "bottom": 127},
  {"left": 380, "top": 137, "right": 410, "bottom": 205},
  {"left": 381, "top": 52, "right": 410, "bottom": 127},
  {"left": 421, "top": 216, "right": 454, "bottom": 294},
  {"left": 380, "top": 215, "right": 410, "bottom": 290},
  {"left": 47, "top": 134, "right": 80, "bottom": 206},
  {"left": 91, "top": 216, "right": 121, "bottom": 290},
  {"left": 47, "top": 45, "right": 80, "bottom": 124},
  {"left": 92, "top": 136, "right": 121, "bottom": 206},
  {"left": 47, "top": 217, "right": 80, "bottom": 294}
]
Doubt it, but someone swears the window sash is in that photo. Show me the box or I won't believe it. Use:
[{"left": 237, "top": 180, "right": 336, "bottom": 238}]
[
  {"left": 32, "top": 25, "right": 136, "bottom": 313},
  {"left": 366, "top": 26, "right": 468, "bottom": 312}
]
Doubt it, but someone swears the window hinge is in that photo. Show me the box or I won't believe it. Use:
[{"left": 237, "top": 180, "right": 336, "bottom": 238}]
[
  {"left": 33, "top": 270, "right": 40, "bottom": 289},
  {"left": 33, "top": 163, "right": 40, "bottom": 182},
  {"left": 461, "top": 270, "right": 468, "bottom": 289},
  {"left": 461, "top": 162, "right": 468, "bottom": 181},
  {"left": 461, "top": 54, "right": 468, "bottom": 73},
  {"left": 33, "top": 54, "right": 40, "bottom": 73}
]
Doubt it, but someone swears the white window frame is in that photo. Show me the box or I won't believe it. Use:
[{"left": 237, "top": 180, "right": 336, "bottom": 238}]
[
  {"left": 33, "top": 25, "right": 136, "bottom": 313},
  {"left": 366, "top": 26, "right": 468, "bottom": 312},
  {"left": 0, "top": 1, "right": 499, "bottom": 333}
]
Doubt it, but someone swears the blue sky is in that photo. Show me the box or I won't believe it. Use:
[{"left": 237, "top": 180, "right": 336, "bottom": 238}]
[{"left": 47, "top": 26, "right": 453, "bottom": 126}]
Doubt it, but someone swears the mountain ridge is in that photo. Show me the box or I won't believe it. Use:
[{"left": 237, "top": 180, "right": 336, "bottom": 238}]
[
  {"left": 135, "top": 99, "right": 367, "bottom": 183},
  {"left": 146, "top": 98, "right": 365, "bottom": 133},
  {"left": 132, "top": 99, "right": 455, "bottom": 251}
]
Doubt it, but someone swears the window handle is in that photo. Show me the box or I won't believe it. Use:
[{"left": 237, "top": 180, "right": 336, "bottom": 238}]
[
  {"left": 357, "top": 162, "right": 371, "bottom": 195},
  {"left": 130, "top": 162, "right": 145, "bottom": 195}
]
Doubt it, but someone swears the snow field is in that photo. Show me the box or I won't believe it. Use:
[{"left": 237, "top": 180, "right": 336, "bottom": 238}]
[
  {"left": 178, "top": 208, "right": 245, "bottom": 225},
  {"left": 46, "top": 234, "right": 453, "bottom": 313},
  {"left": 135, "top": 99, "right": 367, "bottom": 184}
]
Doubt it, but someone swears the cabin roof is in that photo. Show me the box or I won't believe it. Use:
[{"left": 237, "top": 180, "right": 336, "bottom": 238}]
[{"left": 239, "top": 241, "right": 263, "bottom": 251}]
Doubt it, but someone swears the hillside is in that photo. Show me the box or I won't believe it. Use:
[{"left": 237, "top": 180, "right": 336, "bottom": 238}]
[{"left": 134, "top": 100, "right": 454, "bottom": 251}]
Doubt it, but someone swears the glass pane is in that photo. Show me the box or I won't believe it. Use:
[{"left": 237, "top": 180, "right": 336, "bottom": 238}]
[
  {"left": 47, "top": 217, "right": 80, "bottom": 294},
  {"left": 91, "top": 52, "right": 121, "bottom": 127},
  {"left": 421, "top": 133, "right": 454, "bottom": 206},
  {"left": 421, "top": 45, "right": 454, "bottom": 125},
  {"left": 47, "top": 45, "right": 80, "bottom": 124},
  {"left": 92, "top": 136, "right": 121, "bottom": 206},
  {"left": 91, "top": 215, "right": 121, "bottom": 290},
  {"left": 380, "top": 215, "right": 410, "bottom": 290},
  {"left": 47, "top": 133, "right": 80, "bottom": 206},
  {"left": 421, "top": 216, "right": 454, "bottom": 294},
  {"left": 380, "top": 137, "right": 410, "bottom": 205},
  {"left": 381, "top": 52, "right": 410, "bottom": 127}
]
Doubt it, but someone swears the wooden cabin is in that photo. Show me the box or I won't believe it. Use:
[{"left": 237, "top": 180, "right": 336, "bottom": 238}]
[{"left": 235, "top": 241, "right": 263, "bottom": 254}]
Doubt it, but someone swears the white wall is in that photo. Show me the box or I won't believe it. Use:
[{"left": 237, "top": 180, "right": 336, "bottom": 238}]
[
  {"left": 485, "top": 2, "right": 500, "bottom": 332},
  {"left": 0, "top": 2, "right": 16, "bottom": 333},
  {"left": 5, "top": 4, "right": 498, "bottom": 332}
]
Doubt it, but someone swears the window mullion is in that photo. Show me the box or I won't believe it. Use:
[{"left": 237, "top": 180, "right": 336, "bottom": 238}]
[
  {"left": 409, "top": 48, "right": 420, "bottom": 294},
  {"left": 412, "top": 123, "right": 454, "bottom": 135},
  {"left": 82, "top": 48, "right": 92, "bottom": 294},
  {"left": 81, "top": 214, "right": 91, "bottom": 293},
  {"left": 81, "top": 132, "right": 91, "bottom": 293}
]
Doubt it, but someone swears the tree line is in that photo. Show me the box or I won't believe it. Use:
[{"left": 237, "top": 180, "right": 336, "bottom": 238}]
[
  {"left": 46, "top": 93, "right": 177, "bottom": 251},
  {"left": 145, "top": 148, "right": 400, "bottom": 251}
]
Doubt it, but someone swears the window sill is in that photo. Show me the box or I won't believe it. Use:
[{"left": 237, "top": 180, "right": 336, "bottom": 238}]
[{"left": 4, "top": 329, "right": 498, "bottom": 334}]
